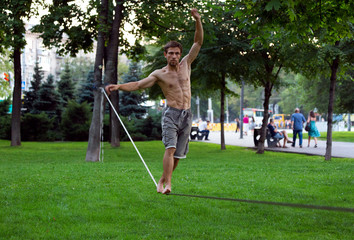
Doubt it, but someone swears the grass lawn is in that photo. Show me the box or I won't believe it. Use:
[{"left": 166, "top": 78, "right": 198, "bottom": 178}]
[
  {"left": 287, "top": 131, "right": 354, "bottom": 142},
  {"left": 0, "top": 140, "right": 353, "bottom": 239}
]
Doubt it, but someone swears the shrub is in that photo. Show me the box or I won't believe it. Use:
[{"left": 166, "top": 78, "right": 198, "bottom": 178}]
[
  {"left": 61, "top": 101, "right": 91, "bottom": 141},
  {"left": 0, "top": 115, "right": 11, "bottom": 140},
  {"left": 21, "top": 113, "right": 53, "bottom": 141}
]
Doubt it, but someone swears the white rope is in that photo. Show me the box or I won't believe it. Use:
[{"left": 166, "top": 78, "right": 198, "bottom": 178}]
[{"left": 101, "top": 88, "right": 158, "bottom": 187}]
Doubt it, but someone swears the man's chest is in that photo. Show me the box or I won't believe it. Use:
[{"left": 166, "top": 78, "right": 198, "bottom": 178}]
[{"left": 158, "top": 68, "right": 190, "bottom": 89}]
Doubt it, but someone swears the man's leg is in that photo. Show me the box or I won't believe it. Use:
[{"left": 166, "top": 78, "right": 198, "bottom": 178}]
[
  {"left": 204, "top": 130, "right": 210, "bottom": 140},
  {"left": 157, "top": 148, "right": 176, "bottom": 194},
  {"left": 173, "top": 158, "right": 179, "bottom": 171},
  {"left": 292, "top": 130, "right": 296, "bottom": 147},
  {"left": 299, "top": 131, "right": 303, "bottom": 147},
  {"left": 282, "top": 130, "right": 292, "bottom": 144}
]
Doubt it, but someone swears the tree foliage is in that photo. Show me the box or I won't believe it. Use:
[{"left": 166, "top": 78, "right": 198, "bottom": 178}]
[
  {"left": 61, "top": 100, "right": 91, "bottom": 141},
  {"left": 0, "top": 0, "right": 43, "bottom": 146},
  {"left": 58, "top": 62, "right": 76, "bottom": 106},
  {"left": 77, "top": 70, "right": 94, "bottom": 106},
  {"left": 33, "top": 74, "right": 61, "bottom": 118},
  {"left": 23, "top": 62, "right": 43, "bottom": 113},
  {"left": 119, "top": 62, "right": 148, "bottom": 119}
]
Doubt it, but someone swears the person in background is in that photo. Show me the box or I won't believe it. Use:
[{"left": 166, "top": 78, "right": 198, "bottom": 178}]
[
  {"left": 198, "top": 119, "right": 210, "bottom": 140},
  {"left": 235, "top": 118, "right": 240, "bottom": 133},
  {"left": 249, "top": 116, "right": 255, "bottom": 135},
  {"left": 291, "top": 108, "right": 306, "bottom": 148},
  {"left": 307, "top": 110, "right": 321, "bottom": 148},
  {"left": 267, "top": 118, "right": 293, "bottom": 148},
  {"left": 243, "top": 114, "right": 249, "bottom": 136}
]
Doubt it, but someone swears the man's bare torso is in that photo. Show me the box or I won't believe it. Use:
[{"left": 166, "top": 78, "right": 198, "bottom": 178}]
[{"left": 152, "top": 59, "right": 191, "bottom": 110}]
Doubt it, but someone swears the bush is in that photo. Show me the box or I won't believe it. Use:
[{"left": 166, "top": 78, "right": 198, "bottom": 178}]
[
  {"left": 0, "top": 115, "right": 11, "bottom": 140},
  {"left": 61, "top": 101, "right": 92, "bottom": 141},
  {"left": 0, "top": 99, "right": 11, "bottom": 140},
  {"left": 21, "top": 113, "right": 54, "bottom": 141}
]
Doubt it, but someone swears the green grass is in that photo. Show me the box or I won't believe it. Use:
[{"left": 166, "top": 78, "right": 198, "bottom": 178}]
[
  {"left": 0, "top": 140, "right": 353, "bottom": 239},
  {"left": 288, "top": 131, "right": 354, "bottom": 142}
]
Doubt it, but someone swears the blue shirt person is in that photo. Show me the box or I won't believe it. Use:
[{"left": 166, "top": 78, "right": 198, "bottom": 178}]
[{"left": 291, "top": 108, "right": 306, "bottom": 148}]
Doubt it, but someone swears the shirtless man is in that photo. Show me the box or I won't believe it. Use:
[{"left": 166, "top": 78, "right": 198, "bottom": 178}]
[{"left": 105, "top": 9, "right": 203, "bottom": 194}]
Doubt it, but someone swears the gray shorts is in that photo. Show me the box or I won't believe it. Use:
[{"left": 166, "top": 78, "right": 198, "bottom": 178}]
[{"left": 161, "top": 106, "right": 192, "bottom": 159}]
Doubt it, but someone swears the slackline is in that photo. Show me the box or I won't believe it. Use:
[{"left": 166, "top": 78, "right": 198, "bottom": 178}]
[{"left": 168, "top": 193, "right": 354, "bottom": 213}]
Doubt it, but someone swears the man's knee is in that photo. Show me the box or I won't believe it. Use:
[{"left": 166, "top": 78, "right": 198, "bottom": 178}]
[{"left": 165, "top": 147, "right": 176, "bottom": 156}]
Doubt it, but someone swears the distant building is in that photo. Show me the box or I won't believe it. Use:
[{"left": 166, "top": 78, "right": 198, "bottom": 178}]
[{"left": 20, "top": 24, "right": 96, "bottom": 92}]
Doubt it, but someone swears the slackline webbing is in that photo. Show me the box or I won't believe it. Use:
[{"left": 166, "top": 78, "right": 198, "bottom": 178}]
[
  {"left": 168, "top": 193, "right": 354, "bottom": 213},
  {"left": 102, "top": 88, "right": 158, "bottom": 187}
]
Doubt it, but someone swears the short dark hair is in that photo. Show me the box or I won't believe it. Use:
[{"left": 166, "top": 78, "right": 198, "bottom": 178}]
[{"left": 164, "top": 41, "right": 182, "bottom": 53}]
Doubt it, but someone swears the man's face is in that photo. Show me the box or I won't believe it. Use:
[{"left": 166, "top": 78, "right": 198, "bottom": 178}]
[{"left": 164, "top": 47, "right": 181, "bottom": 66}]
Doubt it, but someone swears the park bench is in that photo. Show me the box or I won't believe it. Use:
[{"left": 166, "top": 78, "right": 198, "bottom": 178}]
[
  {"left": 190, "top": 126, "right": 208, "bottom": 140},
  {"left": 266, "top": 128, "right": 281, "bottom": 148}
]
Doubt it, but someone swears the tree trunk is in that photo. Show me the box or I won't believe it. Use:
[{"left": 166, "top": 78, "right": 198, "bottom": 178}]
[
  {"left": 325, "top": 41, "right": 340, "bottom": 161},
  {"left": 105, "top": 0, "right": 124, "bottom": 147},
  {"left": 11, "top": 48, "right": 22, "bottom": 146},
  {"left": 257, "top": 82, "right": 272, "bottom": 154},
  {"left": 220, "top": 73, "right": 226, "bottom": 150},
  {"left": 86, "top": 0, "right": 107, "bottom": 162}
]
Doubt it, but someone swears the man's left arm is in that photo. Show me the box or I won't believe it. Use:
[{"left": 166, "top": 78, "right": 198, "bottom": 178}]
[{"left": 184, "top": 9, "right": 203, "bottom": 65}]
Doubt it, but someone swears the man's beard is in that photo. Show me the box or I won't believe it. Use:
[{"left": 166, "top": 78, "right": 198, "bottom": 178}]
[{"left": 169, "top": 60, "right": 178, "bottom": 66}]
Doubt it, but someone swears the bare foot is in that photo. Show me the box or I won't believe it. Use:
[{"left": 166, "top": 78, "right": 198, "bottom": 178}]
[
  {"left": 162, "top": 185, "right": 171, "bottom": 194},
  {"left": 157, "top": 181, "right": 164, "bottom": 193}
]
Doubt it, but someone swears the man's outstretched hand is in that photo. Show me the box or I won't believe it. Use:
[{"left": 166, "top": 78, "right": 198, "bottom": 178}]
[
  {"left": 191, "top": 8, "right": 200, "bottom": 20},
  {"left": 105, "top": 84, "right": 119, "bottom": 95}
]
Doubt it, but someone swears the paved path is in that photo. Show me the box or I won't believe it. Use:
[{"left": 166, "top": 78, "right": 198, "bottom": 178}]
[{"left": 195, "top": 131, "right": 354, "bottom": 159}]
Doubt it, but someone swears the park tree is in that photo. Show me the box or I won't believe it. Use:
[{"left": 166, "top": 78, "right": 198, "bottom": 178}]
[
  {"left": 33, "top": 0, "right": 122, "bottom": 160},
  {"left": 336, "top": 70, "right": 354, "bottom": 115},
  {"left": 119, "top": 62, "right": 148, "bottom": 118},
  {"left": 223, "top": 0, "right": 295, "bottom": 154},
  {"left": 77, "top": 70, "right": 95, "bottom": 106},
  {"left": 0, "top": 0, "right": 43, "bottom": 146},
  {"left": 33, "top": 74, "right": 61, "bottom": 119},
  {"left": 58, "top": 62, "right": 76, "bottom": 106},
  {"left": 277, "top": 0, "right": 353, "bottom": 160},
  {"left": 192, "top": 3, "right": 246, "bottom": 150},
  {"left": 23, "top": 62, "right": 43, "bottom": 113}
]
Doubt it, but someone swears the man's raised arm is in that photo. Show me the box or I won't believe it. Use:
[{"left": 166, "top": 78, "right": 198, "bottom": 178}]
[{"left": 185, "top": 9, "right": 203, "bottom": 64}]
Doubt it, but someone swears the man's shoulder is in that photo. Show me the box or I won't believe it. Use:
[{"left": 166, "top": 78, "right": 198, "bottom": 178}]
[{"left": 151, "top": 68, "right": 166, "bottom": 76}]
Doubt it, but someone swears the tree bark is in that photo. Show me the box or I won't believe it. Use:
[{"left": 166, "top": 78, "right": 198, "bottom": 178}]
[
  {"left": 11, "top": 48, "right": 22, "bottom": 146},
  {"left": 220, "top": 72, "right": 226, "bottom": 150},
  {"left": 86, "top": 0, "right": 108, "bottom": 162},
  {"left": 325, "top": 41, "right": 340, "bottom": 161},
  {"left": 257, "top": 81, "right": 272, "bottom": 154},
  {"left": 105, "top": 0, "right": 124, "bottom": 147}
]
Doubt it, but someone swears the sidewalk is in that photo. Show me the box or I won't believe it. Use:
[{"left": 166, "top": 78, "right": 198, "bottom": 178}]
[{"left": 195, "top": 131, "right": 354, "bottom": 159}]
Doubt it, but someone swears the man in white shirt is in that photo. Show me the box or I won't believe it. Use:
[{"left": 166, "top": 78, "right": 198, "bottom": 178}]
[{"left": 198, "top": 119, "right": 210, "bottom": 140}]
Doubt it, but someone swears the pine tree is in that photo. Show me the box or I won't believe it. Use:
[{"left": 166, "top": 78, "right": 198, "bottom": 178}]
[
  {"left": 23, "top": 62, "right": 43, "bottom": 113},
  {"left": 119, "top": 62, "right": 148, "bottom": 119},
  {"left": 33, "top": 74, "right": 61, "bottom": 118},
  {"left": 58, "top": 62, "right": 76, "bottom": 106},
  {"left": 77, "top": 70, "right": 94, "bottom": 106}
]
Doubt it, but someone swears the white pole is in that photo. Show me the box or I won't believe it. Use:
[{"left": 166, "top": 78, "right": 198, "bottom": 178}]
[{"left": 102, "top": 88, "right": 158, "bottom": 187}]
